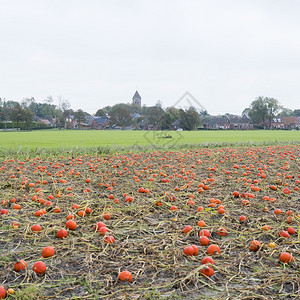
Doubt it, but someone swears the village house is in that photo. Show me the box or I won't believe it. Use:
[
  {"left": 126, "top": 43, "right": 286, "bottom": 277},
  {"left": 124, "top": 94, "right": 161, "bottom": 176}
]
[
  {"left": 65, "top": 115, "right": 77, "bottom": 129},
  {"left": 270, "top": 117, "right": 284, "bottom": 129},
  {"left": 84, "top": 116, "right": 109, "bottom": 129},
  {"left": 170, "top": 119, "right": 181, "bottom": 130},
  {"left": 281, "top": 116, "right": 300, "bottom": 129},
  {"left": 137, "top": 118, "right": 149, "bottom": 130},
  {"left": 91, "top": 117, "right": 109, "bottom": 129},
  {"left": 206, "top": 115, "right": 253, "bottom": 130},
  {"left": 228, "top": 115, "right": 253, "bottom": 130},
  {"left": 206, "top": 117, "right": 230, "bottom": 129},
  {"left": 38, "top": 119, "right": 51, "bottom": 126},
  {"left": 137, "top": 117, "right": 161, "bottom": 130}
]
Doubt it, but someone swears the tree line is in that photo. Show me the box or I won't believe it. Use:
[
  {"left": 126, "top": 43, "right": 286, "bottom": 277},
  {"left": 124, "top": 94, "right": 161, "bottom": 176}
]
[
  {"left": 0, "top": 96, "right": 299, "bottom": 130},
  {"left": 95, "top": 97, "right": 299, "bottom": 129},
  {"left": 0, "top": 96, "right": 74, "bottom": 130},
  {"left": 95, "top": 103, "right": 207, "bottom": 130}
]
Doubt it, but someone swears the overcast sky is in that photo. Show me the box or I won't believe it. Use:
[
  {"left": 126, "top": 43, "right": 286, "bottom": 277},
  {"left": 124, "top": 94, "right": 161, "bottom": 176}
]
[{"left": 1, "top": 0, "right": 300, "bottom": 115}]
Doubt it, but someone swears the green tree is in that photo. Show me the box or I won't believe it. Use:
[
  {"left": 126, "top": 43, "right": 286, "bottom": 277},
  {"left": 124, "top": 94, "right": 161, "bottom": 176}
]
[
  {"left": 74, "top": 109, "right": 86, "bottom": 128},
  {"left": 248, "top": 97, "right": 268, "bottom": 127},
  {"left": 40, "top": 103, "right": 56, "bottom": 119},
  {"left": 293, "top": 109, "right": 300, "bottom": 116},
  {"left": 199, "top": 110, "right": 210, "bottom": 127},
  {"left": 63, "top": 109, "right": 74, "bottom": 129},
  {"left": 21, "top": 97, "right": 35, "bottom": 108},
  {"left": 53, "top": 108, "right": 63, "bottom": 128},
  {"left": 265, "top": 98, "right": 281, "bottom": 128},
  {"left": 44, "top": 95, "right": 54, "bottom": 105},
  {"left": 10, "top": 103, "right": 24, "bottom": 130},
  {"left": 58, "top": 97, "right": 71, "bottom": 112},
  {"left": 130, "top": 103, "right": 142, "bottom": 114},
  {"left": 249, "top": 96, "right": 281, "bottom": 128},
  {"left": 0, "top": 100, "right": 4, "bottom": 121},
  {"left": 242, "top": 108, "right": 250, "bottom": 117},
  {"left": 102, "top": 106, "right": 112, "bottom": 114},
  {"left": 179, "top": 107, "right": 199, "bottom": 130},
  {"left": 279, "top": 108, "right": 293, "bottom": 117},
  {"left": 95, "top": 108, "right": 106, "bottom": 117},
  {"left": 0, "top": 100, "right": 13, "bottom": 126},
  {"left": 5, "top": 100, "right": 19, "bottom": 110},
  {"left": 110, "top": 104, "right": 132, "bottom": 126},
  {"left": 146, "top": 106, "right": 165, "bottom": 128},
  {"left": 57, "top": 98, "right": 72, "bottom": 129},
  {"left": 161, "top": 107, "right": 180, "bottom": 129},
  {"left": 23, "top": 108, "right": 34, "bottom": 130}
]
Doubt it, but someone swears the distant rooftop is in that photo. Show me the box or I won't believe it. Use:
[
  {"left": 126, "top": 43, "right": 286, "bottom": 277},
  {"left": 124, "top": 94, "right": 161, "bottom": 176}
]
[{"left": 132, "top": 91, "right": 141, "bottom": 100}]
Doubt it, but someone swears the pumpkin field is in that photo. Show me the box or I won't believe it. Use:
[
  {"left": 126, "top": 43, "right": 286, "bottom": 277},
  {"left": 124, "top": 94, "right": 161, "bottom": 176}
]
[{"left": 0, "top": 143, "right": 299, "bottom": 299}]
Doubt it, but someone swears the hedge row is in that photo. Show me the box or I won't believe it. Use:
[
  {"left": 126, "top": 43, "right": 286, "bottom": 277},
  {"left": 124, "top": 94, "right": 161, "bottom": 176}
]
[{"left": 0, "top": 122, "right": 52, "bottom": 130}]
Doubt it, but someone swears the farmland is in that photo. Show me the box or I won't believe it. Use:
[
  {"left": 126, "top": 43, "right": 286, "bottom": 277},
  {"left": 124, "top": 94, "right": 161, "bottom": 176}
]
[
  {"left": 0, "top": 133, "right": 299, "bottom": 299},
  {"left": 0, "top": 129, "right": 300, "bottom": 150}
]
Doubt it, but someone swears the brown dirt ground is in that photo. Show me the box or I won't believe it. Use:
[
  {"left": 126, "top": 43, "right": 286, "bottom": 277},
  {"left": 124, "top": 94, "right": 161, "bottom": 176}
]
[{"left": 0, "top": 145, "right": 299, "bottom": 299}]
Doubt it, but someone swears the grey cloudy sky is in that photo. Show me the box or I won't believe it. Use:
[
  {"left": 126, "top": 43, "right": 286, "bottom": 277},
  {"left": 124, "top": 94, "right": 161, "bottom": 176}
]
[{"left": 1, "top": 0, "right": 300, "bottom": 115}]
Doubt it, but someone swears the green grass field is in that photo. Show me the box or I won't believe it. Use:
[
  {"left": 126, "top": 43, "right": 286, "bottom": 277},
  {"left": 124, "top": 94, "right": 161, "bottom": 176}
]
[{"left": 0, "top": 129, "right": 299, "bottom": 150}]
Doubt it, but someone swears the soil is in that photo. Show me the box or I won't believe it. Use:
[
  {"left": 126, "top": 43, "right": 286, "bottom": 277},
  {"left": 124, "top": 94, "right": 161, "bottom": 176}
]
[{"left": 0, "top": 145, "right": 299, "bottom": 299}]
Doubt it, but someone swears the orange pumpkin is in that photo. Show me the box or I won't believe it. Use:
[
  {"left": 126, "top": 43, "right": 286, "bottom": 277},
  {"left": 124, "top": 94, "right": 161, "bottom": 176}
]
[
  {"left": 207, "top": 244, "right": 221, "bottom": 255},
  {"left": 66, "top": 220, "right": 77, "bottom": 230},
  {"left": 33, "top": 261, "right": 46, "bottom": 274},
  {"left": 249, "top": 240, "right": 261, "bottom": 252},
  {"left": 14, "top": 260, "right": 27, "bottom": 272},
  {"left": 200, "top": 266, "right": 214, "bottom": 276},
  {"left": 0, "top": 286, "right": 6, "bottom": 299},
  {"left": 118, "top": 271, "right": 133, "bottom": 282},
  {"left": 42, "top": 246, "right": 55, "bottom": 258},
  {"left": 279, "top": 252, "right": 294, "bottom": 263}
]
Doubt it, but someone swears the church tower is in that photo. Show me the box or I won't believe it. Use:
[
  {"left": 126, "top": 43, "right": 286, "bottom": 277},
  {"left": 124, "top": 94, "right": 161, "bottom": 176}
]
[{"left": 132, "top": 91, "right": 141, "bottom": 107}]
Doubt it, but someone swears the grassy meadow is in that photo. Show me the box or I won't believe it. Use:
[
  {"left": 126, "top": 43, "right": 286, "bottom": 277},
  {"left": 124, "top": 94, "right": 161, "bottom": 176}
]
[{"left": 0, "top": 129, "right": 299, "bottom": 151}]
